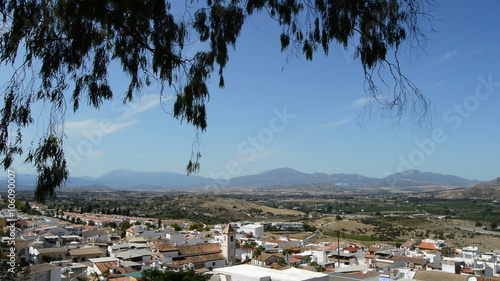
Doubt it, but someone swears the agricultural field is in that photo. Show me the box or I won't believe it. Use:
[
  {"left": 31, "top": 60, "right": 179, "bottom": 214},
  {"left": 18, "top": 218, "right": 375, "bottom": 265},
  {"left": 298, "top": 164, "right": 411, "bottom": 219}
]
[{"left": 11, "top": 190, "right": 500, "bottom": 250}]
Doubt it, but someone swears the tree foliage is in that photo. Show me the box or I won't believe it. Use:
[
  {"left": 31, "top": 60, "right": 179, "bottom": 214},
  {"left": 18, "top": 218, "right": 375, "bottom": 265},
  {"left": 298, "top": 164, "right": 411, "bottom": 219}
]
[
  {"left": 0, "top": 0, "right": 433, "bottom": 201},
  {"left": 143, "top": 268, "right": 210, "bottom": 281}
]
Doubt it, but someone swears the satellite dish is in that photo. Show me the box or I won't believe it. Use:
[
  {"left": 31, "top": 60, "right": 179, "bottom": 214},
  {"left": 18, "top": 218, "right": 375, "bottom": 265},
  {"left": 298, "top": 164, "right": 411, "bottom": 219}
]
[{"left": 469, "top": 277, "right": 477, "bottom": 281}]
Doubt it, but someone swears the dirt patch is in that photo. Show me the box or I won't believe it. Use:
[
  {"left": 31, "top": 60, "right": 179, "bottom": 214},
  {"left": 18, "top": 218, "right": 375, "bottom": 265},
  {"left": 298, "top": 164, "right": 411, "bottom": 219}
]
[
  {"left": 311, "top": 216, "right": 500, "bottom": 250},
  {"left": 200, "top": 197, "right": 304, "bottom": 216}
]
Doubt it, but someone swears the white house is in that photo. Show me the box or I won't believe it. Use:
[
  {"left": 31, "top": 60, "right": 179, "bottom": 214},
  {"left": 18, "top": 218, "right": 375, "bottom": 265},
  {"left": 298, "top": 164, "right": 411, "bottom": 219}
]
[
  {"left": 240, "top": 224, "right": 264, "bottom": 237},
  {"left": 113, "top": 248, "right": 155, "bottom": 265},
  {"left": 27, "top": 263, "right": 62, "bottom": 281},
  {"left": 213, "top": 264, "right": 329, "bottom": 281}
]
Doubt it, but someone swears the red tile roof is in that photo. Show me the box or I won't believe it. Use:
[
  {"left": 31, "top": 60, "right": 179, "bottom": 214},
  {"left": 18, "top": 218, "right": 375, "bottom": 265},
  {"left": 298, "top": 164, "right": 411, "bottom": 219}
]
[
  {"left": 69, "top": 247, "right": 104, "bottom": 256},
  {"left": 173, "top": 253, "right": 226, "bottom": 265},
  {"left": 177, "top": 243, "right": 221, "bottom": 256},
  {"left": 343, "top": 247, "right": 361, "bottom": 252},
  {"left": 96, "top": 261, "right": 117, "bottom": 273},
  {"left": 155, "top": 241, "right": 178, "bottom": 252},
  {"left": 418, "top": 242, "right": 440, "bottom": 250}
]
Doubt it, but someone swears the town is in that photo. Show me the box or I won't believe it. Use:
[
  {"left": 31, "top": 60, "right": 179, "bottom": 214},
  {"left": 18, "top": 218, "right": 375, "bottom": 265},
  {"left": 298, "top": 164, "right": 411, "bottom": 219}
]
[{"left": 1, "top": 191, "right": 499, "bottom": 281}]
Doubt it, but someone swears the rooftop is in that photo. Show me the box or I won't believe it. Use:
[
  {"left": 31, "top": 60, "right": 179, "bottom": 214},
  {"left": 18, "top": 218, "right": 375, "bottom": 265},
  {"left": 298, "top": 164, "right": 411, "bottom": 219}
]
[
  {"left": 69, "top": 247, "right": 104, "bottom": 256},
  {"left": 413, "top": 270, "right": 469, "bottom": 281},
  {"left": 214, "top": 264, "right": 327, "bottom": 281},
  {"left": 173, "top": 253, "right": 226, "bottom": 265},
  {"left": 177, "top": 243, "right": 221, "bottom": 256},
  {"left": 29, "top": 263, "right": 60, "bottom": 275}
]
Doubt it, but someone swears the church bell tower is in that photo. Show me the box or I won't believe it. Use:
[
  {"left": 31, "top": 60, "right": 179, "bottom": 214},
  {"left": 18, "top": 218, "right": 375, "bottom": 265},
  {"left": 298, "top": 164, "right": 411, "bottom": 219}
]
[{"left": 222, "top": 224, "right": 236, "bottom": 265}]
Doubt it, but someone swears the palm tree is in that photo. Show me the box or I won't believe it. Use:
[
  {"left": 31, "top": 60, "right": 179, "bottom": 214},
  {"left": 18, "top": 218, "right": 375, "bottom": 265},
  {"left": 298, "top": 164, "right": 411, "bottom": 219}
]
[
  {"left": 314, "top": 264, "right": 326, "bottom": 272},
  {"left": 282, "top": 248, "right": 293, "bottom": 265},
  {"left": 302, "top": 255, "right": 312, "bottom": 265},
  {"left": 276, "top": 257, "right": 286, "bottom": 266},
  {"left": 243, "top": 240, "right": 257, "bottom": 250},
  {"left": 252, "top": 245, "right": 265, "bottom": 265},
  {"left": 243, "top": 240, "right": 257, "bottom": 261}
]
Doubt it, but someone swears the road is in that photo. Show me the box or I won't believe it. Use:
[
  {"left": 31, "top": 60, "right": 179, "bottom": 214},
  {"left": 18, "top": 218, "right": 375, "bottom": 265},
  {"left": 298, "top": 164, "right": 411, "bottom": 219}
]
[{"left": 444, "top": 224, "right": 500, "bottom": 236}]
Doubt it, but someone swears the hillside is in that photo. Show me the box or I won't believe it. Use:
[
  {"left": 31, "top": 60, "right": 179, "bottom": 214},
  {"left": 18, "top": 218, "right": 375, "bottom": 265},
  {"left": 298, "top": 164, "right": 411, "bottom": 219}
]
[
  {"left": 379, "top": 169, "right": 479, "bottom": 188},
  {"left": 226, "top": 168, "right": 376, "bottom": 188},
  {"left": 145, "top": 195, "right": 305, "bottom": 223},
  {"left": 255, "top": 183, "right": 345, "bottom": 193},
  {"left": 437, "top": 177, "right": 500, "bottom": 199}
]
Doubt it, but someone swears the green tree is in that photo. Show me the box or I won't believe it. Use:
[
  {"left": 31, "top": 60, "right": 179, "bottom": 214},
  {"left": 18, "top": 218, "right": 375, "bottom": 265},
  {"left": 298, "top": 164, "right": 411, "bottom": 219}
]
[
  {"left": 107, "top": 221, "right": 117, "bottom": 228},
  {"left": 303, "top": 223, "right": 317, "bottom": 232},
  {"left": 243, "top": 240, "right": 257, "bottom": 260},
  {"left": 41, "top": 255, "right": 53, "bottom": 263},
  {"left": 143, "top": 268, "right": 209, "bottom": 281},
  {"left": 189, "top": 223, "right": 200, "bottom": 231},
  {"left": 0, "top": 247, "right": 30, "bottom": 281},
  {"left": 243, "top": 240, "right": 257, "bottom": 250},
  {"left": 282, "top": 248, "right": 294, "bottom": 265},
  {"left": 170, "top": 223, "right": 182, "bottom": 232},
  {"left": 119, "top": 221, "right": 131, "bottom": 231},
  {"left": 0, "top": 0, "right": 433, "bottom": 202},
  {"left": 252, "top": 245, "right": 265, "bottom": 260},
  {"left": 302, "top": 255, "right": 312, "bottom": 265},
  {"left": 314, "top": 264, "right": 326, "bottom": 272},
  {"left": 491, "top": 221, "right": 498, "bottom": 230},
  {"left": 21, "top": 200, "right": 31, "bottom": 213}
]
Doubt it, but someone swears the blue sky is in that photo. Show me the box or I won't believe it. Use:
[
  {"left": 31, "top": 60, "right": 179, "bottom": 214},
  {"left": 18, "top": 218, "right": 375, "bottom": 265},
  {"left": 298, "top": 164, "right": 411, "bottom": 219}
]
[{"left": 6, "top": 1, "right": 500, "bottom": 181}]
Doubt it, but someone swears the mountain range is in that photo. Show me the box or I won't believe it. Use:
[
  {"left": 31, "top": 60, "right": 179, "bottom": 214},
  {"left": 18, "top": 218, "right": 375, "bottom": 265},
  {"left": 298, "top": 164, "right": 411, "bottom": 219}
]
[{"left": 0, "top": 167, "right": 484, "bottom": 192}]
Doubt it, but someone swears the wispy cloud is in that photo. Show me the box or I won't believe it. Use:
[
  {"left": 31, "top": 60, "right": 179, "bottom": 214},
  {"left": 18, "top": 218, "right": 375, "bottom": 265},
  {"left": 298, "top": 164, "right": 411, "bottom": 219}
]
[
  {"left": 65, "top": 118, "right": 138, "bottom": 137},
  {"left": 349, "top": 97, "right": 377, "bottom": 109},
  {"left": 433, "top": 50, "right": 458, "bottom": 65},
  {"left": 426, "top": 80, "right": 446, "bottom": 91},
  {"left": 315, "top": 116, "right": 354, "bottom": 129},
  {"left": 471, "top": 46, "right": 489, "bottom": 54},
  {"left": 119, "top": 94, "right": 161, "bottom": 120}
]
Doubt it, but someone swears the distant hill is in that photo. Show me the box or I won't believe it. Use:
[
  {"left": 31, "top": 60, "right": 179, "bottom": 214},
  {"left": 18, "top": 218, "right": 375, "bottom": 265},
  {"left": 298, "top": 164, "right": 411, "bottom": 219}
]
[
  {"left": 95, "top": 169, "right": 211, "bottom": 190},
  {"left": 437, "top": 177, "right": 500, "bottom": 200},
  {"left": 255, "top": 183, "right": 345, "bottom": 193},
  {"left": 226, "top": 167, "right": 376, "bottom": 188},
  {"left": 0, "top": 167, "right": 484, "bottom": 193},
  {"left": 67, "top": 184, "right": 113, "bottom": 191},
  {"left": 378, "top": 169, "right": 479, "bottom": 188}
]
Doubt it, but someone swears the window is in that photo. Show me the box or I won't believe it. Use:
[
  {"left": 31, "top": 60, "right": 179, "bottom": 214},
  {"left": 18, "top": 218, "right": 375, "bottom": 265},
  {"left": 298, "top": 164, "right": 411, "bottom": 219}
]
[{"left": 230, "top": 236, "right": 233, "bottom": 242}]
